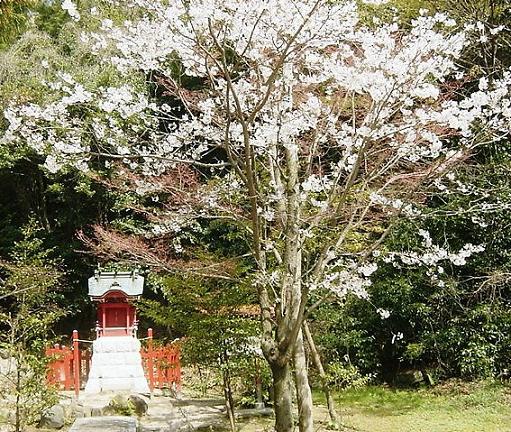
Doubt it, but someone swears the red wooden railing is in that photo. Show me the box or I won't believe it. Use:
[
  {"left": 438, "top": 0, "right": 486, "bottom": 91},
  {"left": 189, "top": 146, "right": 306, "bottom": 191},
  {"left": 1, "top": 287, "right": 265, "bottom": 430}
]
[
  {"left": 46, "top": 331, "right": 85, "bottom": 397},
  {"left": 140, "top": 328, "right": 182, "bottom": 392},
  {"left": 46, "top": 328, "right": 181, "bottom": 397},
  {"left": 46, "top": 344, "right": 74, "bottom": 390}
]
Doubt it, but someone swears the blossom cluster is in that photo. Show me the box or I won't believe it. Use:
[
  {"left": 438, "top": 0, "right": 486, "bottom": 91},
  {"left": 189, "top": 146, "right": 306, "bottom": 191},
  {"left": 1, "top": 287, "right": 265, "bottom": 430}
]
[
  {"left": 61, "top": 0, "right": 80, "bottom": 21},
  {"left": 1, "top": 74, "right": 158, "bottom": 174},
  {"left": 2, "top": 0, "right": 511, "bottom": 301},
  {"left": 314, "top": 259, "right": 378, "bottom": 300},
  {"left": 383, "top": 229, "right": 485, "bottom": 282},
  {"left": 5, "top": 1, "right": 511, "bottom": 191}
]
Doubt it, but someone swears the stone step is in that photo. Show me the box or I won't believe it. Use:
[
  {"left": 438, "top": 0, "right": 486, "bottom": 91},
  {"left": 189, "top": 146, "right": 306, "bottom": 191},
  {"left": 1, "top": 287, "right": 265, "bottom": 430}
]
[
  {"left": 235, "top": 407, "right": 273, "bottom": 418},
  {"left": 70, "top": 416, "right": 137, "bottom": 432},
  {"left": 65, "top": 398, "right": 273, "bottom": 432},
  {"left": 139, "top": 417, "right": 228, "bottom": 432},
  {"left": 141, "top": 412, "right": 224, "bottom": 422},
  {"left": 147, "top": 406, "right": 224, "bottom": 415}
]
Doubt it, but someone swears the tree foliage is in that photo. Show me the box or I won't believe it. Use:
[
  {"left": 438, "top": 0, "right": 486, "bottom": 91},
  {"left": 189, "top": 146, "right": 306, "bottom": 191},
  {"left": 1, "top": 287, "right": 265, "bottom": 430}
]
[{"left": 0, "top": 221, "right": 65, "bottom": 431}]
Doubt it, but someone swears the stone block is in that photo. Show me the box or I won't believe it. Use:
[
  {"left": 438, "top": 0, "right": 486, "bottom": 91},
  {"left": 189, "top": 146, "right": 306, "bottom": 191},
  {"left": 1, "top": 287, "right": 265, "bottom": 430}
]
[
  {"left": 129, "top": 394, "right": 148, "bottom": 416},
  {"left": 69, "top": 416, "right": 137, "bottom": 432},
  {"left": 40, "top": 404, "right": 65, "bottom": 429}
]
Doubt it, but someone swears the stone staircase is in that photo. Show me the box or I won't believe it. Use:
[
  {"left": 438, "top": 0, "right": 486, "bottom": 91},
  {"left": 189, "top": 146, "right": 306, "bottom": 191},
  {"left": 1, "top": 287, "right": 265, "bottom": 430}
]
[
  {"left": 70, "top": 416, "right": 137, "bottom": 432},
  {"left": 84, "top": 336, "right": 149, "bottom": 394}
]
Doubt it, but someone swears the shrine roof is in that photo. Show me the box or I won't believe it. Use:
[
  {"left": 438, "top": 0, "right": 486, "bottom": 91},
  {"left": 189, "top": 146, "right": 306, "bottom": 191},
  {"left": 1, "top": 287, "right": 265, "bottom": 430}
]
[{"left": 88, "top": 270, "right": 144, "bottom": 298}]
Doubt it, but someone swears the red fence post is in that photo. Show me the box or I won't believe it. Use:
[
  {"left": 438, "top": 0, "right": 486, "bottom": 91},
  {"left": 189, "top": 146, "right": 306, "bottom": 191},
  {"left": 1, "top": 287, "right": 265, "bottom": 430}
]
[
  {"left": 72, "top": 330, "right": 80, "bottom": 398},
  {"left": 147, "top": 328, "right": 155, "bottom": 392},
  {"left": 176, "top": 345, "right": 182, "bottom": 391},
  {"left": 64, "top": 346, "right": 72, "bottom": 390},
  {"left": 157, "top": 351, "right": 164, "bottom": 389}
]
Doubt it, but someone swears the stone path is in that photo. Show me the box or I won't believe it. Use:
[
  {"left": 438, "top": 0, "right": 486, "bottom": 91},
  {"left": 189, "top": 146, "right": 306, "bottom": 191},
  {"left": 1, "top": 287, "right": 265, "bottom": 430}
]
[
  {"left": 70, "top": 416, "right": 137, "bottom": 432},
  {"left": 66, "top": 394, "right": 273, "bottom": 432},
  {"left": 140, "top": 397, "right": 227, "bottom": 431}
]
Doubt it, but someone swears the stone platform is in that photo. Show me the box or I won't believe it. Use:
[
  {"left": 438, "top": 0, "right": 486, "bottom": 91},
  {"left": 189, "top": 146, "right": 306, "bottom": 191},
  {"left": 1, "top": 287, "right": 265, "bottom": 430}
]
[{"left": 85, "top": 336, "right": 149, "bottom": 394}]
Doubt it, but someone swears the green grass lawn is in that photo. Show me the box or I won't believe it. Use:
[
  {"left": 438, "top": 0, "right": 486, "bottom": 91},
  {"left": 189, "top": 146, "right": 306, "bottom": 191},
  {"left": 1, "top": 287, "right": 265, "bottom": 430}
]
[
  {"left": 238, "top": 380, "right": 511, "bottom": 432},
  {"left": 320, "top": 380, "right": 511, "bottom": 432}
]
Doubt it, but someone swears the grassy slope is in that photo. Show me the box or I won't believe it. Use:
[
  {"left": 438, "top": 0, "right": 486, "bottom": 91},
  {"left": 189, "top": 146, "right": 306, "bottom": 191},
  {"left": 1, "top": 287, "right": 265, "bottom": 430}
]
[{"left": 327, "top": 381, "right": 511, "bottom": 432}]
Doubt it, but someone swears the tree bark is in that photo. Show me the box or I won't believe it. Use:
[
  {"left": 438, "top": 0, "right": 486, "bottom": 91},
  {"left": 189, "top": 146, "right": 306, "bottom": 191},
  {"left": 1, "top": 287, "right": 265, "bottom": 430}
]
[
  {"left": 15, "top": 355, "right": 21, "bottom": 432},
  {"left": 303, "top": 321, "right": 339, "bottom": 427},
  {"left": 293, "top": 330, "right": 314, "bottom": 432},
  {"left": 221, "top": 352, "right": 236, "bottom": 432},
  {"left": 255, "top": 358, "right": 264, "bottom": 408},
  {"left": 270, "top": 361, "right": 294, "bottom": 432}
]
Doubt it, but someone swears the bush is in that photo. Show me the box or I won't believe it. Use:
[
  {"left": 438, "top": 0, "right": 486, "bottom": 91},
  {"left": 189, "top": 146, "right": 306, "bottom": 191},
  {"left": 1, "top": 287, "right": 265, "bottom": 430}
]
[
  {"left": 326, "top": 362, "right": 371, "bottom": 390},
  {"left": 459, "top": 341, "right": 496, "bottom": 379}
]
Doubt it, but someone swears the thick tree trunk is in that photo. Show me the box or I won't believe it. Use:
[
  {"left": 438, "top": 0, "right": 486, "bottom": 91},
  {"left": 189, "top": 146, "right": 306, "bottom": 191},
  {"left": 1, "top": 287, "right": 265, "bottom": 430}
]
[
  {"left": 293, "top": 330, "right": 314, "bottom": 432},
  {"left": 271, "top": 361, "right": 294, "bottom": 432},
  {"left": 303, "top": 321, "right": 339, "bottom": 426}
]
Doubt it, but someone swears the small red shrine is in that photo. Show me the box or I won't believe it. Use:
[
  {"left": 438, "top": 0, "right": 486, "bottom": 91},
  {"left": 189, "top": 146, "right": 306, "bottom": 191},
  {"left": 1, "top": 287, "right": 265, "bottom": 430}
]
[
  {"left": 46, "top": 268, "right": 182, "bottom": 396},
  {"left": 88, "top": 269, "right": 144, "bottom": 338}
]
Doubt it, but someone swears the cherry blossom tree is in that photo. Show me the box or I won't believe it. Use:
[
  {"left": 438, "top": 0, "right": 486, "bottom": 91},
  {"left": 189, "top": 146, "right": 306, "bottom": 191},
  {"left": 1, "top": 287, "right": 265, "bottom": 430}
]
[{"left": 3, "top": 0, "right": 511, "bottom": 430}]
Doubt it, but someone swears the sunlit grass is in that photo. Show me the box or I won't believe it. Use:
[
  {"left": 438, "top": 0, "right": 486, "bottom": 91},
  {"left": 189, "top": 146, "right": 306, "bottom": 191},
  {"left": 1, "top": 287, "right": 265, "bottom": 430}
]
[
  {"left": 237, "top": 380, "right": 511, "bottom": 431},
  {"left": 319, "top": 380, "right": 511, "bottom": 432}
]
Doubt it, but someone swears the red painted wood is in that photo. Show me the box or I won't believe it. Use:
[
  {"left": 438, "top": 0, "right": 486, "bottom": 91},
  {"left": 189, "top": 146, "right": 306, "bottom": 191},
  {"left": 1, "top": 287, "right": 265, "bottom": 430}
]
[
  {"left": 46, "top": 343, "right": 75, "bottom": 391},
  {"left": 106, "top": 306, "right": 125, "bottom": 327},
  {"left": 47, "top": 330, "right": 181, "bottom": 392},
  {"left": 102, "top": 306, "right": 106, "bottom": 334},
  {"left": 140, "top": 329, "right": 181, "bottom": 391},
  {"left": 73, "top": 330, "right": 80, "bottom": 397},
  {"left": 97, "top": 302, "right": 136, "bottom": 337}
]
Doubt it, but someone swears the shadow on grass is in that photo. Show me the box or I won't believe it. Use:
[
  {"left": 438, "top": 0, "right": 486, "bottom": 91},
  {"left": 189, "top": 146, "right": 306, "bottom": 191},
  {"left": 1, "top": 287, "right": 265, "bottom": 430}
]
[
  {"left": 333, "top": 386, "right": 429, "bottom": 416},
  {"left": 315, "top": 380, "right": 510, "bottom": 418}
]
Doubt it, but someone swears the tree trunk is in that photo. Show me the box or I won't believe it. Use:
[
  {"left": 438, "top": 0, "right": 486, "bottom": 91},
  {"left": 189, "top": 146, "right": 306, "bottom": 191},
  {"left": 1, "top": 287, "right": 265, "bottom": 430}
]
[
  {"left": 255, "top": 358, "right": 264, "bottom": 408},
  {"left": 303, "top": 321, "right": 339, "bottom": 427},
  {"left": 293, "top": 330, "right": 314, "bottom": 432},
  {"left": 271, "top": 361, "right": 294, "bottom": 432},
  {"left": 15, "top": 362, "right": 21, "bottom": 432},
  {"left": 221, "top": 352, "right": 236, "bottom": 432}
]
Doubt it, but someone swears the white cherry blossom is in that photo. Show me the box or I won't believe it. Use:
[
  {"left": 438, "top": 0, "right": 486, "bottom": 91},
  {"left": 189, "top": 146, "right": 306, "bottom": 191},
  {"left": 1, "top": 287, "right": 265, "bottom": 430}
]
[{"left": 61, "top": 0, "right": 80, "bottom": 21}]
